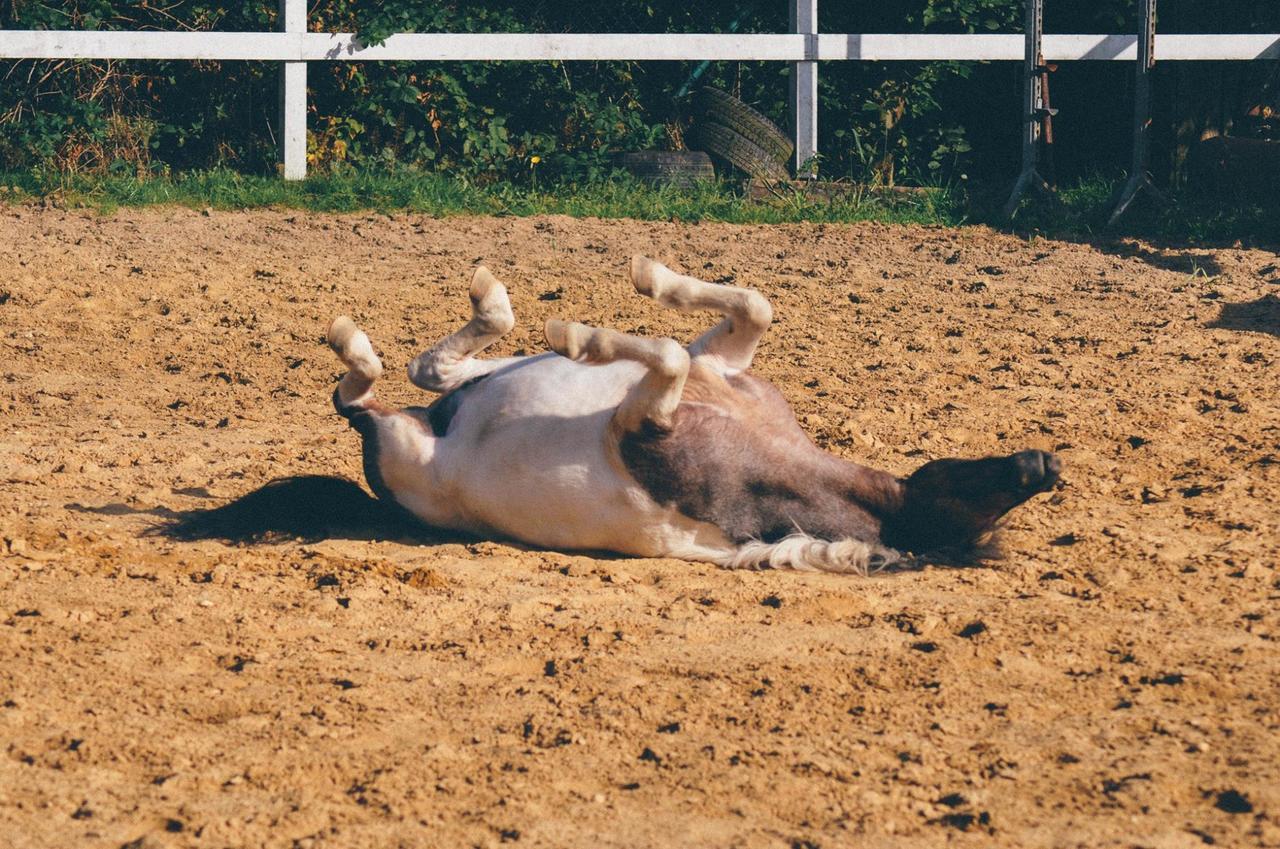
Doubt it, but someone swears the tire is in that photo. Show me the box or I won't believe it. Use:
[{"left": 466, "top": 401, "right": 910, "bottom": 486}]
[
  {"left": 619, "top": 150, "right": 717, "bottom": 187},
  {"left": 696, "top": 87, "right": 794, "bottom": 163},
  {"left": 690, "top": 121, "right": 790, "bottom": 181}
]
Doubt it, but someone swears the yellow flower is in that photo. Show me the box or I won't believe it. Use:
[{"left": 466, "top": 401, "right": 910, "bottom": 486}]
[{"left": 530, "top": 156, "right": 541, "bottom": 165}]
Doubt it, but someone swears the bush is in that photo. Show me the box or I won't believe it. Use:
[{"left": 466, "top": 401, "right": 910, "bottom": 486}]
[{"left": 2, "top": 1, "right": 1277, "bottom": 184}]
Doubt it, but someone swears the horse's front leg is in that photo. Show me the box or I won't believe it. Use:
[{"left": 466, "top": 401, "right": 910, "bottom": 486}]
[
  {"left": 407, "top": 266, "right": 519, "bottom": 393},
  {"left": 543, "top": 319, "right": 690, "bottom": 434},
  {"left": 630, "top": 255, "right": 773, "bottom": 376}
]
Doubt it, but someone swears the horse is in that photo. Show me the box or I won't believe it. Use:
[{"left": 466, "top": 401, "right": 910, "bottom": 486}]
[{"left": 326, "top": 256, "right": 1060, "bottom": 573}]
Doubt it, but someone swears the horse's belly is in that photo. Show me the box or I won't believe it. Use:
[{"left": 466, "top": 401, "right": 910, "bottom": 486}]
[
  {"left": 394, "top": 356, "right": 731, "bottom": 557},
  {"left": 435, "top": 410, "right": 719, "bottom": 555}
]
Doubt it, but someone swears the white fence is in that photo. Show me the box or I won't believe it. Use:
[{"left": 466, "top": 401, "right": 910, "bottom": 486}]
[{"left": 2, "top": 0, "right": 1278, "bottom": 180}]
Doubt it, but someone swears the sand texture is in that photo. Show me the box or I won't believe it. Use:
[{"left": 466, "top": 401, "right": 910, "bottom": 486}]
[{"left": 1, "top": 207, "right": 1278, "bottom": 848}]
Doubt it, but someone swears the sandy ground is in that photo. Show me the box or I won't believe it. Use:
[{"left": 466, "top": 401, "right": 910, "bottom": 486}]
[{"left": 0, "top": 205, "right": 1277, "bottom": 849}]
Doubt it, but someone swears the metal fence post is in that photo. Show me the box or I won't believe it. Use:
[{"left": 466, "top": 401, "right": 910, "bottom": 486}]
[
  {"left": 1108, "top": 0, "right": 1164, "bottom": 225},
  {"left": 790, "top": 0, "right": 818, "bottom": 178},
  {"left": 279, "top": 0, "right": 306, "bottom": 180},
  {"left": 1003, "top": 0, "right": 1053, "bottom": 217}
]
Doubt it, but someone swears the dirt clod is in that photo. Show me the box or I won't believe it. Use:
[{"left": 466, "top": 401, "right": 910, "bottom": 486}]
[{"left": 1215, "top": 790, "right": 1254, "bottom": 814}]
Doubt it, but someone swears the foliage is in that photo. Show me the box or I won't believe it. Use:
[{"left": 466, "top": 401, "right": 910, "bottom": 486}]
[{"left": 1, "top": 1, "right": 1278, "bottom": 185}]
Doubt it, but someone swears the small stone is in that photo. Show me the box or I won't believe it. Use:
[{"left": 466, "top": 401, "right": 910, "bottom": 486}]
[{"left": 854, "top": 429, "right": 883, "bottom": 449}]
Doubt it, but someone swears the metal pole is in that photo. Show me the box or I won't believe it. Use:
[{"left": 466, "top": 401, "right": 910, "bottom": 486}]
[
  {"left": 790, "top": 0, "right": 818, "bottom": 178},
  {"left": 1003, "top": 0, "right": 1053, "bottom": 217},
  {"left": 1108, "top": 0, "right": 1164, "bottom": 225},
  {"left": 279, "top": 0, "right": 307, "bottom": 180}
]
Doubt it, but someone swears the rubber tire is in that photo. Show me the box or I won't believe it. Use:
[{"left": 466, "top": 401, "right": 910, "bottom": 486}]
[
  {"left": 696, "top": 87, "right": 794, "bottom": 163},
  {"left": 619, "top": 151, "right": 717, "bottom": 187},
  {"left": 690, "top": 121, "right": 790, "bottom": 181}
]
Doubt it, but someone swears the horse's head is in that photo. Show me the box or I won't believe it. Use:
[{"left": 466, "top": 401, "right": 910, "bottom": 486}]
[{"left": 881, "top": 450, "right": 1062, "bottom": 557}]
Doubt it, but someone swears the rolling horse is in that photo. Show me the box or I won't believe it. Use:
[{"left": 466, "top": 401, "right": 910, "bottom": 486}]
[{"left": 326, "top": 257, "right": 1061, "bottom": 573}]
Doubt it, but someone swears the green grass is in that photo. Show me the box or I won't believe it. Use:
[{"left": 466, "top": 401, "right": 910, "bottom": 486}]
[
  {"left": 1, "top": 168, "right": 1274, "bottom": 246},
  {"left": 995, "top": 173, "right": 1280, "bottom": 247},
  {"left": 0, "top": 168, "right": 962, "bottom": 226}
]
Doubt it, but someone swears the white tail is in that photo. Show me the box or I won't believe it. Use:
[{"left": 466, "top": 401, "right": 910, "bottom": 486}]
[{"left": 717, "top": 534, "right": 904, "bottom": 575}]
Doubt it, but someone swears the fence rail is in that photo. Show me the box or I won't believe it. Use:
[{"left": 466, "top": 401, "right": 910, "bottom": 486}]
[
  {"left": 4, "top": 30, "right": 1279, "bottom": 63},
  {"left": 2, "top": 2, "right": 1278, "bottom": 181}
]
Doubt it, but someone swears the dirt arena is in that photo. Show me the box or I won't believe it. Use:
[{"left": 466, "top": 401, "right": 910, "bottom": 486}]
[{"left": 1, "top": 205, "right": 1277, "bottom": 849}]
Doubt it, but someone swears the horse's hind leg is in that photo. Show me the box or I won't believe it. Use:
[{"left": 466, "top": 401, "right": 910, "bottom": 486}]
[
  {"left": 544, "top": 319, "right": 690, "bottom": 433},
  {"left": 328, "top": 315, "right": 442, "bottom": 519},
  {"left": 408, "top": 266, "right": 518, "bottom": 393},
  {"left": 328, "top": 315, "right": 383, "bottom": 411},
  {"left": 630, "top": 255, "right": 773, "bottom": 374}
]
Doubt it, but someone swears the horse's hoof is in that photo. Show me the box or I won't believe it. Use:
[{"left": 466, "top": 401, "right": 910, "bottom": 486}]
[{"left": 327, "top": 315, "right": 358, "bottom": 354}]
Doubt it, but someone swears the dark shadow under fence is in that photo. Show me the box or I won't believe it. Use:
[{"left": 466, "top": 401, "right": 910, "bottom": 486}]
[{"left": 1208, "top": 293, "right": 1280, "bottom": 337}]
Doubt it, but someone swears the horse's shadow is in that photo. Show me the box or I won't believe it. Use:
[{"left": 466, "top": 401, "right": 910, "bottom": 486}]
[{"left": 147, "top": 475, "right": 455, "bottom": 545}]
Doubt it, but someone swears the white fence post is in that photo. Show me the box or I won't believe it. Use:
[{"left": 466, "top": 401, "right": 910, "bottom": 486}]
[
  {"left": 790, "top": 0, "right": 818, "bottom": 178},
  {"left": 279, "top": 0, "right": 306, "bottom": 180}
]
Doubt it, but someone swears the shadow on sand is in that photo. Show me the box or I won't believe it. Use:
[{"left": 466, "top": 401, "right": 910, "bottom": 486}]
[
  {"left": 1207, "top": 292, "right": 1280, "bottom": 337},
  {"left": 146, "top": 475, "right": 452, "bottom": 545}
]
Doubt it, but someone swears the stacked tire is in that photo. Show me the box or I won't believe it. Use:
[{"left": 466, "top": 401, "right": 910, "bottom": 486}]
[
  {"left": 618, "top": 151, "right": 716, "bottom": 188},
  {"left": 689, "top": 87, "right": 793, "bottom": 181},
  {"left": 618, "top": 88, "right": 795, "bottom": 186}
]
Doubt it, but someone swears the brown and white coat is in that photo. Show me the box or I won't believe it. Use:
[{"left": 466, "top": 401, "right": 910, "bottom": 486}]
[{"left": 327, "top": 257, "right": 1061, "bottom": 574}]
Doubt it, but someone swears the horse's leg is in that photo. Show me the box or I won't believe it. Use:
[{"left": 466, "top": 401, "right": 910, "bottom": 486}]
[
  {"left": 543, "top": 319, "right": 690, "bottom": 433},
  {"left": 407, "top": 266, "right": 518, "bottom": 393},
  {"left": 328, "top": 315, "right": 383, "bottom": 411},
  {"left": 328, "top": 316, "right": 443, "bottom": 518},
  {"left": 629, "top": 255, "right": 773, "bottom": 375}
]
